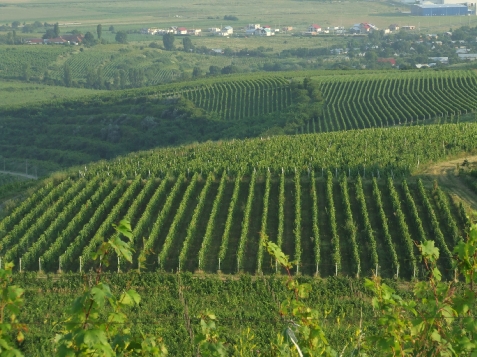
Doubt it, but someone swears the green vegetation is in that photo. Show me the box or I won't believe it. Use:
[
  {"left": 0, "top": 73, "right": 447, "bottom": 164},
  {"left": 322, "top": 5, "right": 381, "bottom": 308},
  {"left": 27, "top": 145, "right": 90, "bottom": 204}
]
[
  {"left": 3, "top": 117, "right": 476, "bottom": 279},
  {"left": 1, "top": 70, "right": 477, "bottom": 175}
]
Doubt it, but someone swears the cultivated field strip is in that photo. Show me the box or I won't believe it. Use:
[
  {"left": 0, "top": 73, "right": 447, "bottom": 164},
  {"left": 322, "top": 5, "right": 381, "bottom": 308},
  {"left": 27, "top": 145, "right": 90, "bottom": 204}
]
[
  {"left": 86, "top": 123, "right": 477, "bottom": 178},
  {"left": 180, "top": 76, "right": 292, "bottom": 120},
  {"left": 0, "top": 173, "right": 466, "bottom": 279},
  {"left": 318, "top": 71, "right": 477, "bottom": 132}
]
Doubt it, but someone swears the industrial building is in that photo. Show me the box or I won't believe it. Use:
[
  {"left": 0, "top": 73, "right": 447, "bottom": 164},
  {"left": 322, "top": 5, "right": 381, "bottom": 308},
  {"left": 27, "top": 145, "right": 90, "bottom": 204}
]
[{"left": 411, "top": 4, "right": 474, "bottom": 15}]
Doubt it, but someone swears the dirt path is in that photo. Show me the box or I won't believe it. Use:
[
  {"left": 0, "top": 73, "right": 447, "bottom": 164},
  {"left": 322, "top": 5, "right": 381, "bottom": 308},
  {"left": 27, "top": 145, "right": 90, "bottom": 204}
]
[
  {"left": 415, "top": 155, "right": 477, "bottom": 211},
  {"left": 0, "top": 170, "right": 37, "bottom": 180}
]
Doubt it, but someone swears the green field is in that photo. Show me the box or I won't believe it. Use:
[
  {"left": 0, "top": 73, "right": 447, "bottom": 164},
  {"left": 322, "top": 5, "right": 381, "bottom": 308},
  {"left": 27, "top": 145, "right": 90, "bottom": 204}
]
[
  {"left": 2, "top": 0, "right": 477, "bottom": 36},
  {"left": 0, "top": 123, "right": 475, "bottom": 281}
]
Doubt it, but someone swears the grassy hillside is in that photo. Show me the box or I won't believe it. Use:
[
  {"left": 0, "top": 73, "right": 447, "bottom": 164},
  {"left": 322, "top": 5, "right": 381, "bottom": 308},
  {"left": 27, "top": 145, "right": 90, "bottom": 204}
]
[
  {"left": 2, "top": 69, "right": 477, "bottom": 175},
  {"left": 1, "top": 124, "right": 476, "bottom": 279}
]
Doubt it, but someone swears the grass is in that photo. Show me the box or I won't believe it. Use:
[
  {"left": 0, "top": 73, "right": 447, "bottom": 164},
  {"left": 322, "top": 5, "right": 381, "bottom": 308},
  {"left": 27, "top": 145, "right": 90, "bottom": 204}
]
[
  {"left": 2, "top": 0, "right": 477, "bottom": 38},
  {"left": 0, "top": 80, "right": 103, "bottom": 107}
]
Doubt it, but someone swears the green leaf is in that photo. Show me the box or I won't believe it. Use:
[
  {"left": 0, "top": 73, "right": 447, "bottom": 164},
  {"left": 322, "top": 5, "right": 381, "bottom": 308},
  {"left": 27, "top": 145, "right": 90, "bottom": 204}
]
[
  {"left": 109, "top": 235, "right": 133, "bottom": 263},
  {"left": 431, "top": 329, "right": 441, "bottom": 342},
  {"left": 420, "top": 240, "right": 439, "bottom": 260}
]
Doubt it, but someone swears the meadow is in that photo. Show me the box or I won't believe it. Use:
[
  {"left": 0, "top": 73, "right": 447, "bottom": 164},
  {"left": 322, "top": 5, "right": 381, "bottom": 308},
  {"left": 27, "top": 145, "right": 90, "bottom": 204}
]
[{"left": 2, "top": 0, "right": 477, "bottom": 35}]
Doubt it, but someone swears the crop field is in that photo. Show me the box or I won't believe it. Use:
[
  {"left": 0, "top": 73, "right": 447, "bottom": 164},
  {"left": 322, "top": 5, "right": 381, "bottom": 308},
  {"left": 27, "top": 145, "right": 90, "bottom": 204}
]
[
  {"left": 0, "top": 80, "right": 103, "bottom": 107},
  {"left": 100, "top": 69, "right": 477, "bottom": 124},
  {"left": 2, "top": 0, "right": 477, "bottom": 36},
  {"left": 180, "top": 76, "right": 292, "bottom": 119},
  {"left": 0, "top": 46, "right": 71, "bottom": 79},
  {"left": 316, "top": 70, "right": 477, "bottom": 132},
  {"left": 0, "top": 171, "right": 466, "bottom": 279},
  {"left": 1, "top": 123, "right": 476, "bottom": 279}
]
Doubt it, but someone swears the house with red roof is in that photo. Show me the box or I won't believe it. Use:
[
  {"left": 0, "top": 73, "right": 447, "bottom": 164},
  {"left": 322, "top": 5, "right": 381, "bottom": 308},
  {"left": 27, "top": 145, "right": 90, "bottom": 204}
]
[
  {"left": 25, "top": 38, "right": 44, "bottom": 45},
  {"left": 377, "top": 58, "right": 396, "bottom": 66},
  {"left": 176, "top": 27, "right": 187, "bottom": 35},
  {"left": 308, "top": 24, "right": 322, "bottom": 33}
]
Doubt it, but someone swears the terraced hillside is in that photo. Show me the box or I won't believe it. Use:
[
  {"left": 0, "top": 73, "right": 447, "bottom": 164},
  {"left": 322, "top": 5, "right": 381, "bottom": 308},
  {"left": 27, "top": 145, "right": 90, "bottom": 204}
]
[{"left": 2, "top": 123, "right": 477, "bottom": 279}]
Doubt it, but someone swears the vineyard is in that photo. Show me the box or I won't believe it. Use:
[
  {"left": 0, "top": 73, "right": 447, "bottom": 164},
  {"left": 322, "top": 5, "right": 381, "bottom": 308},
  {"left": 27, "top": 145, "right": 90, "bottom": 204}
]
[
  {"left": 0, "top": 167, "right": 468, "bottom": 279},
  {"left": 0, "top": 46, "right": 72, "bottom": 79},
  {"left": 317, "top": 71, "right": 477, "bottom": 132},
  {"left": 84, "top": 123, "right": 477, "bottom": 177},
  {"left": 1, "top": 122, "right": 475, "bottom": 278},
  {"left": 109, "top": 69, "right": 477, "bottom": 124},
  {"left": 180, "top": 76, "right": 292, "bottom": 120}
]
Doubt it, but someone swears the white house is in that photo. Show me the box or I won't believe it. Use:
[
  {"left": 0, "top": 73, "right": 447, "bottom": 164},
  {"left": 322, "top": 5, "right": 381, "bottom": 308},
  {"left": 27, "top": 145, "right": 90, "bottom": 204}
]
[
  {"left": 247, "top": 24, "right": 261, "bottom": 30},
  {"left": 458, "top": 53, "right": 477, "bottom": 61},
  {"left": 222, "top": 26, "right": 233, "bottom": 35},
  {"left": 255, "top": 28, "right": 273, "bottom": 36},
  {"left": 187, "top": 29, "right": 201, "bottom": 36},
  {"left": 176, "top": 27, "right": 187, "bottom": 35}
]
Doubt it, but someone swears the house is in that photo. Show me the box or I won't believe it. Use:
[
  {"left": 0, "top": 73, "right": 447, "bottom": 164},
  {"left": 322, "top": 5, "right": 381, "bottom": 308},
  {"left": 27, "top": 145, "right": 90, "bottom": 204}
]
[
  {"left": 401, "top": 25, "right": 415, "bottom": 30},
  {"left": 208, "top": 27, "right": 221, "bottom": 33},
  {"left": 147, "top": 28, "right": 159, "bottom": 35},
  {"left": 458, "top": 53, "right": 477, "bottom": 61},
  {"left": 282, "top": 26, "right": 293, "bottom": 32},
  {"left": 44, "top": 37, "right": 68, "bottom": 44},
  {"left": 62, "top": 35, "right": 84, "bottom": 44},
  {"left": 176, "top": 27, "right": 187, "bottom": 35},
  {"left": 187, "top": 29, "right": 201, "bottom": 36},
  {"left": 247, "top": 24, "right": 261, "bottom": 30},
  {"left": 222, "top": 26, "right": 233, "bottom": 35},
  {"left": 389, "top": 24, "right": 400, "bottom": 31},
  {"left": 456, "top": 48, "right": 470, "bottom": 54},
  {"left": 254, "top": 27, "right": 273, "bottom": 36},
  {"left": 377, "top": 58, "right": 396, "bottom": 66},
  {"left": 156, "top": 29, "right": 174, "bottom": 35},
  {"left": 428, "top": 57, "right": 449, "bottom": 64},
  {"left": 25, "top": 38, "right": 44, "bottom": 45},
  {"left": 308, "top": 24, "right": 322, "bottom": 33}
]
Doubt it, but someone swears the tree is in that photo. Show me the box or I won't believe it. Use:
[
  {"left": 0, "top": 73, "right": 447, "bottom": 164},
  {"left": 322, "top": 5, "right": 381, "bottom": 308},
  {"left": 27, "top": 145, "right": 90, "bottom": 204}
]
[
  {"left": 208, "top": 65, "right": 221, "bottom": 76},
  {"left": 11, "top": 21, "right": 20, "bottom": 29},
  {"left": 119, "top": 70, "right": 127, "bottom": 89},
  {"left": 162, "top": 33, "right": 175, "bottom": 50},
  {"left": 221, "top": 65, "right": 239, "bottom": 74},
  {"left": 115, "top": 31, "right": 127, "bottom": 44},
  {"left": 182, "top": 36, "right": 193, "bottom": 52},
  {"left": 109, "top": 25, "right": 115, "bottom": 32},
  {"left": 63, "top": 63, "right": 72, "bottom": 87},
  {"left": 365, "top": 50, "right": 378, "bottom": 62},
  {"left": 43, "top": 28, "right": 56, "bottom": 39},
  {"left": 22, "top": 63, "right": 30, "bottom": 82},
  {"left": 192, "top": 66, "right": 203, "bottom": 78},
  {"left": 96, "top": 24, "right": 102, "bottom": 39},
  {"left": 53, "top": 22, "right": 60, "bottom": 37},
  {"left": 83, "top": 31, "right": 96, "bottom": 46},
  {"left": 22, "top": 25, "right": 34, "bottom": 33}
]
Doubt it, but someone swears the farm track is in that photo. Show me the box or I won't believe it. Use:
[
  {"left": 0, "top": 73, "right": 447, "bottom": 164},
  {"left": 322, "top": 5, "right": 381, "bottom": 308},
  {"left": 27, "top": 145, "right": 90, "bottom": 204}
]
[
  {"left": 416, "top": 155, "right": 477, "bottom": 210},
  {"left": 0, "top": 170, "right": 37, "bottom": 180}
]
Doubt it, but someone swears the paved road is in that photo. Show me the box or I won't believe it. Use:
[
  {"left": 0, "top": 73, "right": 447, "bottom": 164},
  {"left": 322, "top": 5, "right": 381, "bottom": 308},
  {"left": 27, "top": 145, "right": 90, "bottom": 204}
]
[{"left": 0, "top": 170, "right": 37, "bottom": 180}]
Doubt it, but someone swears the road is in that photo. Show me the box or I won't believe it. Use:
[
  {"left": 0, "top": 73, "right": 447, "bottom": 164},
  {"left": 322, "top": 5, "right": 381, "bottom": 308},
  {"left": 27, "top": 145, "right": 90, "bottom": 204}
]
[{"left": 0, "top": 170, "right": 37, "bottom": 180}]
